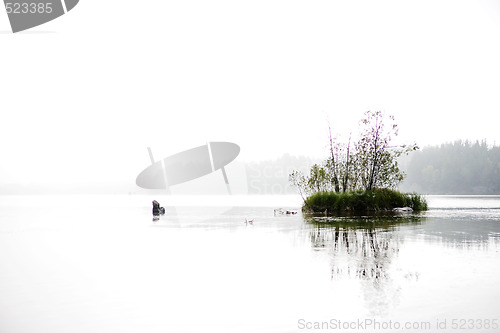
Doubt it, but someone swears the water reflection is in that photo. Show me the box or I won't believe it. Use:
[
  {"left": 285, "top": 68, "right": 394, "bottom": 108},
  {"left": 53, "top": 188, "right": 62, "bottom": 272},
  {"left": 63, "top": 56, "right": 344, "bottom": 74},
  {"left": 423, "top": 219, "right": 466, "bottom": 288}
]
[
  {"left": 418, "top": 210, "right": 500, "bottom": 248},
  {"left": 304, "top": 214, "right": 426, "bottom": 315},
  {"left": 306, "top": 215, "right": 424, "bottom": 279}
]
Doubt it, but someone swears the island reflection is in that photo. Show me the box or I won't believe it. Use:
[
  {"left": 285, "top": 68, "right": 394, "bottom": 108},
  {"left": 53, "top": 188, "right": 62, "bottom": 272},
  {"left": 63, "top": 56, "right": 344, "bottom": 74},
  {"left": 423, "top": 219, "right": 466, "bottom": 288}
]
[
  {"left": 305, "top": 215, "right": 424, "bottom": 280},
  {"left": 304, "top": 214, "right": 426, "bottom": 316}
]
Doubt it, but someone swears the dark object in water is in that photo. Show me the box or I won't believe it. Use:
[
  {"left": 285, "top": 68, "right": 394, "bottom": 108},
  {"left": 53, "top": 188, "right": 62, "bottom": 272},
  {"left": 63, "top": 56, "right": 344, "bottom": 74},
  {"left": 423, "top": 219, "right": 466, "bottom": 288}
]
[{"left": 152, "top": 200, "right": 165, "bottom": 216}]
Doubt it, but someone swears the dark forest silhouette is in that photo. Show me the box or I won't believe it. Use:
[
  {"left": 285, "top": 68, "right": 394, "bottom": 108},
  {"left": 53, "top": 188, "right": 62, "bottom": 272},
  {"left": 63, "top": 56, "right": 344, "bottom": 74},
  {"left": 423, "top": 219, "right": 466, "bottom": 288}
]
[{"left": 401, "top": 140, "right": 500, "bottom": 194}]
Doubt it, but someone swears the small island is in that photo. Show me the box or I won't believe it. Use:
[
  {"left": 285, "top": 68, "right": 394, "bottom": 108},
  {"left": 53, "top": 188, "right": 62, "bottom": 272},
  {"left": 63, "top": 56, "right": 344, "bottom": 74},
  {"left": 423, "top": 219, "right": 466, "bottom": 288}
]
[{"left": 290, "top": 111, "right": 428, "bottom": 214}]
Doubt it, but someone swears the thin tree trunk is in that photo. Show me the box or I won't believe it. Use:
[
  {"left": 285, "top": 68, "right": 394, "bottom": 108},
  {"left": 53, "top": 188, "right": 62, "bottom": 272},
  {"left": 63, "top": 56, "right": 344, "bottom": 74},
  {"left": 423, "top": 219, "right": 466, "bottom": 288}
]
[
  {"left": 368, "top": 117, "right": 381, "bottom": 191},
  {"left": 328, "top": 122, "right": 340, "bottom": 192},
  {"left": 343, "top": 133, "right": 351, "bottom": 193}
]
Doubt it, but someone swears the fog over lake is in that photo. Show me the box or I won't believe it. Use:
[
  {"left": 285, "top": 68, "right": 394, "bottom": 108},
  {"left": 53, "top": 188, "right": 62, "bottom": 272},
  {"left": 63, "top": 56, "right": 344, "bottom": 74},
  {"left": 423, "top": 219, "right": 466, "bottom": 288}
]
[
  {"left": 0, "top": 195, "right": 499, "bottom": 332},
  {"left": 2, "top": 1, "right": 500, "bottom": 332},
  {"left": 1, "top": 0, "right": 500, "bottom": 191}
]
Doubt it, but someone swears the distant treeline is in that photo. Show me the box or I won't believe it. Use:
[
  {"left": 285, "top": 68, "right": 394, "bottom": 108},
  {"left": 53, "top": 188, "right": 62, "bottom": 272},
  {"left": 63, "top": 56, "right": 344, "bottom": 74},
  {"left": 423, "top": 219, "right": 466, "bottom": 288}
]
[{"left": 400, "top": 140, "right": 500, "bottom": 194}]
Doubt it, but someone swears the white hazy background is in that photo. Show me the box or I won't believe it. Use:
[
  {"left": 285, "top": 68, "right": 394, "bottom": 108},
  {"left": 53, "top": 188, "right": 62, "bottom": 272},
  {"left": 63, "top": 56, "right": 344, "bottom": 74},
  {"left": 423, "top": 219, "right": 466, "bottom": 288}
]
[{"left": 1, "top": 0, "right": 500, "bottom": 190}]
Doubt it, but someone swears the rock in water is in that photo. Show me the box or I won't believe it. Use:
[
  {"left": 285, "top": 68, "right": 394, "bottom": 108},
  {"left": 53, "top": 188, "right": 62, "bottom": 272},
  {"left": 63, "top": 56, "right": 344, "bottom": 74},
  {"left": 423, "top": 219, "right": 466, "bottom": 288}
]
[{"left": 393, "top": 207, "right": 413, "bottom": 213}]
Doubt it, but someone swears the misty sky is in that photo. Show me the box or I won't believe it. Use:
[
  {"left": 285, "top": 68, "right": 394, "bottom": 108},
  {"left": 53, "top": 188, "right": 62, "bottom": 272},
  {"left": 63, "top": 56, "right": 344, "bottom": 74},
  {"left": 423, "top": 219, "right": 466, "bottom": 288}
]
[{"left": 1, "top": 0, "right": 500, "bottom": 188}]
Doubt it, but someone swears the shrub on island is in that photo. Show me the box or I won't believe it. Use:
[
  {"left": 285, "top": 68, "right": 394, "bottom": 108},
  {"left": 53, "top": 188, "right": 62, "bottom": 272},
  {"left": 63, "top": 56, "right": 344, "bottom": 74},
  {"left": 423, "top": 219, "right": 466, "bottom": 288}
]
[{"left": 302, "top": 188, "right": 428, "bottom": 214}]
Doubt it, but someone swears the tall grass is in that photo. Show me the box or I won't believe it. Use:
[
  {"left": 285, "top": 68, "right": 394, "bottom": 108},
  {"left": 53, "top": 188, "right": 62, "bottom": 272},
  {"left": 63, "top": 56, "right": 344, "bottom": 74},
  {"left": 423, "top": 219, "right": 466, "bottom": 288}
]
[{"left": 303, "top": 188, "right": 428, "bottom": 214}]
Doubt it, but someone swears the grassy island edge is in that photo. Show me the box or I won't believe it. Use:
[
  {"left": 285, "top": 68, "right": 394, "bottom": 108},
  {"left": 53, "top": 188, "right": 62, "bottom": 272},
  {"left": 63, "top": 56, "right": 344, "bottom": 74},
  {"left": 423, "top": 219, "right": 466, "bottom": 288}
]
[{"left": 302, "top": 188, "right": 428, "bottom": 214}]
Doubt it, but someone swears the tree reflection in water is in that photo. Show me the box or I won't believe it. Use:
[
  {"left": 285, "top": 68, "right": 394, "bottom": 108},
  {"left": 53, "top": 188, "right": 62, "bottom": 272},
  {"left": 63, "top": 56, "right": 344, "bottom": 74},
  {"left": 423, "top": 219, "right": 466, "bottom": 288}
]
[{"left": 305, "top": 214, "right": 425, "bottom": 315}]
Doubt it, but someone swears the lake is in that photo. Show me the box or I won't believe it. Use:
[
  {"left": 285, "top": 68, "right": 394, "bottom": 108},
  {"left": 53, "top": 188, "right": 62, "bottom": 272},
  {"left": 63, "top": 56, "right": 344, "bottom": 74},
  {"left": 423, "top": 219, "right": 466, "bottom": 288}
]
[{"left": 0, "top": 195, "right": 499, "bottom": 332}]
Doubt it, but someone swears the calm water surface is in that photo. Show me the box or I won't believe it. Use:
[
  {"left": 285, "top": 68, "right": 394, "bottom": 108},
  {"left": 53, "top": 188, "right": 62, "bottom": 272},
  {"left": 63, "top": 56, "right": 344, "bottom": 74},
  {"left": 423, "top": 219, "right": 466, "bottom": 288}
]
[{"left": 0, "top": 195, "right": 499, "bottom": 333}]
